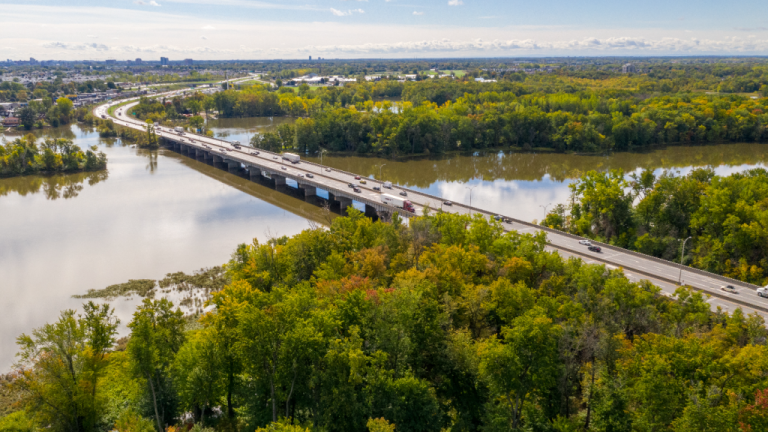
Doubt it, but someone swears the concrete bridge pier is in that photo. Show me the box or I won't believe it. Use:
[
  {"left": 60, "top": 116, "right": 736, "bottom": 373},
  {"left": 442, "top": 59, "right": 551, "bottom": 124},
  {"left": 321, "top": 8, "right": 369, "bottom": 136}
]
[
  {"left": 299, "top": 184, "right": 316, "bottom": 198},
  {"left": 248, "top": 167, "right": 261, "bottom": 181},
  {"left": 272, "top": 174, "right": 287, "bottom": 186},
  {"left": 204, "top": 152, "right": 214, "bottom": 164},
  {"left": 212, "top": 155, "right": 227, "bottom": 169},
  {"left": 365, "top": 204, "right": 380, "bottom": 221},
  {"left": 226, "top": 160, "right": 242, "bottom": 173},
  {"left": 335, "top": 196, "right": 353, "bottom": 216}
]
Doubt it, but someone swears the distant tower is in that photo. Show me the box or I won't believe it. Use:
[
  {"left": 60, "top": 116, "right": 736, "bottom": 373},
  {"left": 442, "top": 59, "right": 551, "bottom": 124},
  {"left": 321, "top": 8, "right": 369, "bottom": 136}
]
[
  {"left": 309, "top": 56, "right": 312, "bottom": 61},
  {"left": 622, "top": 63, "right": 637, "bottom": 74},
  {"left": 160, "top": 57, "right": 169, "bottom": 66}
]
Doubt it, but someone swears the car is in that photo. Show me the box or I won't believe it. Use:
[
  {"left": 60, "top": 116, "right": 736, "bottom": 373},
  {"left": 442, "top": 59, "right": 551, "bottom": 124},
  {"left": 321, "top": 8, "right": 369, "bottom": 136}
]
[
  {"left": 399, "top": 191, "right": 407, "bottom": 196},
  {"left": 758, "top": 287, "right": 768, "bottom": 298},
  {"left": 299, "top": 174, "right": 304, "bottom": 177},
  {"left": 281, "top": 166, "right": 287, "bottom": 171},
  {"left": 353, "top": 187, "right": 361, "bottom": 193},
  {"left": 443, "top": 201, "right": 453, "bottom": 206},
  {"left": 588, "top": 246, "right": 601, "bottom": 253},
  {"left": 348, "top": 183, "right": 355, "bottom": 188},
  {"left": 373, "top": 186, "right": 381, "bottom": 191},
  {"left": 325, "top": 168, "right": 331, "bottom": 172},
  {"left": 273, "top": 156, "right": 278, "bottom": 160},
  {"left": 503, "top": 217, "right": 513, "bottom": 223},
  {"left": 250, "top": 151, "right": 259, "bottom": 156},
  {"left": 494, "top": 215, "right": 503, "bottom": 221},
  {"left": 579, "top": 240, "right": 592, "bottom": 246},
  {"left": 354, "top": 175, "right": 361, "bottom": 180},
  {"left": 720, "top": 285, "right": 738, "bottom": 294},
  {"left": 306, "top": 174, "right": 314, "bottom": 178},
  {"left": 360, "top": 179, "right": 367, "bottom": 184}
]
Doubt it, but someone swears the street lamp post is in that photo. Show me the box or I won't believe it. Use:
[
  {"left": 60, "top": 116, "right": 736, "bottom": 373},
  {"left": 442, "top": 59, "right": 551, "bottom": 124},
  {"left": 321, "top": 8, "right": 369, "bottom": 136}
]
[
  {"left": 377, "top": 164, "right": 386, "bottom": 179},
  {"left": 319, "top": 149, "right": 328, "bottom": 165},
  {"left": 540, "top": 203, "right": 552, "bottom": 219},
  {"left": 678, "top": 236, "right": 692, "bottom": 285},
  {"left": 466, "top": 185, "right": 477, "bottom": 217}
]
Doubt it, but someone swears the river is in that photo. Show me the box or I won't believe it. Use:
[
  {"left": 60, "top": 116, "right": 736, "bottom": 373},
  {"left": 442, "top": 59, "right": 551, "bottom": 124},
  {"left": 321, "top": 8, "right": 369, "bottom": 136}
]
[{"left": 2, "top": 119, "right": 768, "bottom": 370}]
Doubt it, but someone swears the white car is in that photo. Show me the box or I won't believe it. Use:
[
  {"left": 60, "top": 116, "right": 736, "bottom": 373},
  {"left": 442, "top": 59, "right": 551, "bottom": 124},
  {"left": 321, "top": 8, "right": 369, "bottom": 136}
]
[
  {"left": 757, "top": 287, "right": 768, "bottom": 298},
  {"left": 579, "top": 240, "right": 592, "bottom": 246},
  {"left": 720, "top": 285, "right": 738, "bottom": 294}
]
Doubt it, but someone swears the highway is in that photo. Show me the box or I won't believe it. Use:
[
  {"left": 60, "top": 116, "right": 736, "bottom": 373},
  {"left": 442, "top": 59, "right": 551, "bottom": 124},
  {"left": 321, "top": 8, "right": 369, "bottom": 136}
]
[{"left": 94, "top": 88, "right": 768, "bottom": 320}]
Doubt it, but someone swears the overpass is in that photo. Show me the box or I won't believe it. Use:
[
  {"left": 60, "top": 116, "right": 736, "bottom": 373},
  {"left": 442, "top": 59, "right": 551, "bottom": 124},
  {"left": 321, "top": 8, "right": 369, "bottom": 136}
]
[{"left": 94, "top": 91, "right": 768, "bottom": 320}]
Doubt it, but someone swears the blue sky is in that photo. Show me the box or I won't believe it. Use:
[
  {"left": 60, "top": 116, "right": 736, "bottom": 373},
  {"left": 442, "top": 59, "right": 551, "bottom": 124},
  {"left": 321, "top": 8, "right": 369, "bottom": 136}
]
[{"left": 2, "top": 0, "right": 768, "bottom": 60}]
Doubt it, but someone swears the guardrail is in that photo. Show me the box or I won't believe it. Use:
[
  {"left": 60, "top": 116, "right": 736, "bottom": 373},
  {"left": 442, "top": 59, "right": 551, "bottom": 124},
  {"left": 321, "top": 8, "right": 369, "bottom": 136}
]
[{"left": 101, "top": 99, "right": 763, "bottom": 294}]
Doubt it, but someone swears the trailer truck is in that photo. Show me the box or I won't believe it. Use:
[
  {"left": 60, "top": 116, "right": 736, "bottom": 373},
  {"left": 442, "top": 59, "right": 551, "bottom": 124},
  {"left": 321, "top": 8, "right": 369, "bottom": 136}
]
[
  {"left": 381, "top": 194, "right": 415, "bottom": 213},
  {"left": 282, "top": 153, "right": 301, "bottom": 163}
]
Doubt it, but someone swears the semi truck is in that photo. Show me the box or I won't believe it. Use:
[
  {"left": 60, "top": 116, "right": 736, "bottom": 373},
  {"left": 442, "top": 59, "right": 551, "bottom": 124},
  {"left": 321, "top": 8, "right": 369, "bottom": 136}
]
[
  {"left": 174, "top": 127, "right": 184, "bottom": 133},
  {"left": 282, "top": 153, "right": 301, "bottom": 163},
  {"left": 381, "top": 194, "right": 415, "bottom": 213}
]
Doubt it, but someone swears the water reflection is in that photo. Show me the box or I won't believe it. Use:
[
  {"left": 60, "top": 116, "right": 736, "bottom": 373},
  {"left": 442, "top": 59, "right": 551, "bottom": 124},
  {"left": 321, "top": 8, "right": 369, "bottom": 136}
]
[
  {"left": 207, "top": 117, "right": 296, "bottom": 143},
  {"left": 0, "top": 170, "right": 109, "bottom": 200}
]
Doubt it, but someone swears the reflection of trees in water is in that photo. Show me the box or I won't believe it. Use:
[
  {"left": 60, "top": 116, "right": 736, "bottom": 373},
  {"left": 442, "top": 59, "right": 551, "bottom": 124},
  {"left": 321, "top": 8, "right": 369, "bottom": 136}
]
[
  {"left": 138, "top": 149, "right": 158, "bottom": 174},
  {"left": 310, "top": 143, "right": 768, "bottom": 188},
  {"left": 0, "top": 170, "right": 109, "bottom": 200}
]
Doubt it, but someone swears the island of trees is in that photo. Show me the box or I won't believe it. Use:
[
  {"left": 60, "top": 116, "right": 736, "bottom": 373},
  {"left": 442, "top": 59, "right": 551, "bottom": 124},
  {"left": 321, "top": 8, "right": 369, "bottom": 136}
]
[
  {"left": 3, "top": 210, "right": 768, "bottom": 432},
  {"left": 0, "top": 133, "right": 107, "bottom": 178}
]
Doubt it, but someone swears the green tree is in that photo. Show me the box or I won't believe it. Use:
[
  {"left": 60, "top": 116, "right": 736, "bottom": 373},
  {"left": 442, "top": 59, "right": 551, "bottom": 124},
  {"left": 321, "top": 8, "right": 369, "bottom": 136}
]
[
  {"left": 12, "top": 302, "right": 118, "bottom": 432},
  {"left": 126, "top": 298, "right": 185, "bottom": 432}
]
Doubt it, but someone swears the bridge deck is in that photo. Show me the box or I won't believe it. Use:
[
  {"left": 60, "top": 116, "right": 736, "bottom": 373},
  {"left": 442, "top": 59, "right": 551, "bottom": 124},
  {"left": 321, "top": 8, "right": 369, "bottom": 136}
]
[{"left": 94, "top": 92, "right": 768, "bottom": 319}]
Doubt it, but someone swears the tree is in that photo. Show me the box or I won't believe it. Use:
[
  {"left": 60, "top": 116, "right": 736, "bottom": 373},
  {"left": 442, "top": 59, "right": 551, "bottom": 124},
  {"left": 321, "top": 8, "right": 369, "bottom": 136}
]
[
  {"left": 12, "top": 302, "right": 118, "bottom": 432},
  {"left": 127, "top": 298, "right": 185, "bottom": 432},
  {"left": 172, "top": 328, "right": 223, "bottom": 425},
  {"left": 189, "top": 116, "right": 204, "bottom": 131},
  {"left": 17, "top": 107, "right": 35, "bottom": 129},
  {"left": 478, "top": 307, "right": 561, "bottom": 429},
  {"left": 56, "top": 97, "right": 73, "bottom": 119}
]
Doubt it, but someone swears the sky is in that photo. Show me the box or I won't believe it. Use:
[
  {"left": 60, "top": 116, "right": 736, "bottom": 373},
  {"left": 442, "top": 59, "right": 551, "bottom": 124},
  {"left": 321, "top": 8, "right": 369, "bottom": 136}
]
[{"left": 2, "top": 0, "right": 768, "bottom": 60}]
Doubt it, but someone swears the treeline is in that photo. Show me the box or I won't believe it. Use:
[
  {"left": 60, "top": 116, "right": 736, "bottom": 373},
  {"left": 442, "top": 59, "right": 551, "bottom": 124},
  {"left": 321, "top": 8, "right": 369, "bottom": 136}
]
[
  {"left": 10, "top": 97, "right": 83, "bottom": 129},
  {"left": 543, "top": 167, "right": 768, "bottom": 285},
  {"left": 0, "top": 133, "right": 107, "bottom": 177},
  {"left": 0, "top": 78, "right": 112, "bottom": 102},
  {"left": 5, "top": 210, "right": 768, "bottom": 432},
  {"left": 250, "top": 90, "right": 768, "bottom": 156}
]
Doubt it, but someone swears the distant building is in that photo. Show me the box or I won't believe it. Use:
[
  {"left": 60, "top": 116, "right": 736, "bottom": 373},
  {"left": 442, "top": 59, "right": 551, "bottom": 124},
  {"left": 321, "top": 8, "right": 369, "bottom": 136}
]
[
  {"left": 183, "top": 58, "right": 193, "bottom": 65},
  {"left": 135, "top": 58, "right": 142, "bottom": 64},
  {"left": 309, "top": 56, "right": 312, "bottom": 61},
  {"left": 622, "top": 63, "right": 636, "bottom": 73},
  {"left": 160, "top": 57, "right": 169, "bottom": 66},
  {"left": 2, "top": 117, "right": 20, "bottom": 127},
  {"left": 105, "top": 59, "right": 117, "bottom": 65},
  {"left": 29, "top": 57, "right": 38, "bottom": 64}
]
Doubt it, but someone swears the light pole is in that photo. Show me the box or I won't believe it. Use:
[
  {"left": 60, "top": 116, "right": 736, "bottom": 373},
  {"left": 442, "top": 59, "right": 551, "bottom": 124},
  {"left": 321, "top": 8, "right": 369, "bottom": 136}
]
[
  {"left": 540, "top": 203, "right": 552, "bottom": 219},
  {"left": 678, "top": 236, "right": 692, "bottom": 285},
  {"left": 466, "top": 185, "right": 477, "bottom": 217},
  {"left": 319, "top": 149, "right": 328, "bottom": 165},
  {"left": 377, "top": 163, "right": 386, "bottom": 179}
]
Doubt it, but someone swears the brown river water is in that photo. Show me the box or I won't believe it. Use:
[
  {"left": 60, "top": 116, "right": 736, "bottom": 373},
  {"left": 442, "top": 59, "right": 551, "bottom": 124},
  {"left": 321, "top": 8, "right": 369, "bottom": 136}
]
[{"left": 2, "top": 117, "right": 767, "bottom": 370}]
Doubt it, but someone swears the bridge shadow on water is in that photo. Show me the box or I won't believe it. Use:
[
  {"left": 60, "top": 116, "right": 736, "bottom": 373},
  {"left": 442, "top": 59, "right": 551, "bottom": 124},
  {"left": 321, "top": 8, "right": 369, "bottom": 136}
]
[{"left": 158, "top": 145, "right": 347, "bottom": 227}]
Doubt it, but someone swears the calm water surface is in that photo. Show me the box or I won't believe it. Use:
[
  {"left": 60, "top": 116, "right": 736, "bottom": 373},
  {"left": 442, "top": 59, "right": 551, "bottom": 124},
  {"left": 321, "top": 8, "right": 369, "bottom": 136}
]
[{"left": 3, "top": 118, "right": 768, "bottom": 370}]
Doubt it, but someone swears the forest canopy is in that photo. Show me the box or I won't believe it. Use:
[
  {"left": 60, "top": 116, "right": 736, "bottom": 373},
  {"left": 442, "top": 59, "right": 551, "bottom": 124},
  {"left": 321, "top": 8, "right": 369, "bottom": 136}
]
[{"left": 4, "top": 210, "right": 768, "bottom": 432}]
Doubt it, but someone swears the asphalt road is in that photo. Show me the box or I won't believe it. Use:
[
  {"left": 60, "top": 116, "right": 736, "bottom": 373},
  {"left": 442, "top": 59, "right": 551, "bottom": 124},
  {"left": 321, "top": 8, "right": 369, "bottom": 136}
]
[{"left": 94, "top": 88, "right": 768, "bottom": 319}]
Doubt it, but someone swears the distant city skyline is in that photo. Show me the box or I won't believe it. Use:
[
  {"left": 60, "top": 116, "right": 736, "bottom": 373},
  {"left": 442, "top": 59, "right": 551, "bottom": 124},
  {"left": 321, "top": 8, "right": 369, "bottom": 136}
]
[{"left": 2, "top": 0, "right": 768, "bottom": 60}]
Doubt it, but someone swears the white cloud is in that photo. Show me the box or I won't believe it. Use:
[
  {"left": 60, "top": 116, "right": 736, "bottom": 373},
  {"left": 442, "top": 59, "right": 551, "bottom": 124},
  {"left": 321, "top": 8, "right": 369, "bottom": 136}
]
[
  {"left": 202, "top": 25, "right": 216, "bottom": 29},
  {"left": 135, "top": 0, "right": 161, "bottom": 6},
  {"left": 413, "top": 11, "right": 423, "bottom": 15},
  {"left": 448, "top": 0, "right": 463, "bottom": 5},
  {"left": 201, "top": 36, "right": 207, "bottom": 40},
  {"left": 330, "top": 8, "right": 364, "bottom": 16}
]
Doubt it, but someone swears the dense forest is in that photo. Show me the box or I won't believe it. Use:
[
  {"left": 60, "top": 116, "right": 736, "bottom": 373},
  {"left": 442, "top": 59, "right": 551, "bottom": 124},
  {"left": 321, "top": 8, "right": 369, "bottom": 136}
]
[
  {"left": 136, "top": 71, "right": 768, "bottom": 156},
  {"left": 543, "top": 167, "right": 768, "bottom": 286},
  {"left": 3, "top": 210, "right": 768, "bottom": 432},
  {"left": 0, "top": 133, "right": 107, "bottom": 177}
]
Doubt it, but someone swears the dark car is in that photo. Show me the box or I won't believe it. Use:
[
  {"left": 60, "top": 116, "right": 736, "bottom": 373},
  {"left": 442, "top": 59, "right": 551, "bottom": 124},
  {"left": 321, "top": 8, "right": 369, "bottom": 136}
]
[
  {"left": 306, "top": 173, "right": 314, "bottom": 178},
  {"left": 353, "top": 187, "right": 361, "bottom": 193},
  {"left": 348, "top": 183, "right": 355, "bottom": 188},
  {"left": 494, "top": 215, "right": 503, "bottom": 221},
  {"left": 588, "top": 246, "right": 601, "bottom": 253},
  {"left": 443, "top": 201, "right": 453, "bottom": 206},
  {"left": 373, "top": 186, "right": 381, "bottom": 192},
  {"left": 399, "top": 191, "right": 407, "bottom": 197},
  {"left": 250, "top": 151, "right": 260, "bottom": 156}
]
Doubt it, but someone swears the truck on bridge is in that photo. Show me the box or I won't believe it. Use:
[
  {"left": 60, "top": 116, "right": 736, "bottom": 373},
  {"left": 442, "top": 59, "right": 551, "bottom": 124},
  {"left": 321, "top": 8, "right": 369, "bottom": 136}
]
[
  {"left": 282, "top": 153, "right": 301, "bottom": 163},
  {"left": 381, "top": 194, "right": 415, "bottom": 213}
]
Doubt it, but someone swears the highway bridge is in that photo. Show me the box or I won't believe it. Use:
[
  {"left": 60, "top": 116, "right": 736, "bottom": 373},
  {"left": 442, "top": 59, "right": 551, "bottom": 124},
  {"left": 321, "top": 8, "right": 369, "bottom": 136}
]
[{"left": 94, "top": 91, "right": 768, "bottom": 319}]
